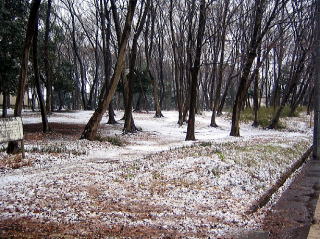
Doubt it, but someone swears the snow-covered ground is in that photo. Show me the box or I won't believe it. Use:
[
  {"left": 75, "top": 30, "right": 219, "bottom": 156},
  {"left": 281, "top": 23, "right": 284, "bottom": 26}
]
[{"left": 0, "top": 110, "right": 313, "bottom": 238}]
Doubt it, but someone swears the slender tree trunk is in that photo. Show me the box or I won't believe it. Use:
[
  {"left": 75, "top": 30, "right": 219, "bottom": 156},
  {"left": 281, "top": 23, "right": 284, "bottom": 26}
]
[
  {"left": 186, "top": 0, "right": 206, "bottom": 141},
  {"left": 8, "top": 0, "right": 41, "bottom": 154},
  {"left": 2, "top": 89, "right": 8, "bottom": 118},
  {"left": 268, "top": 51, "right": 307, "bottom": 129},
  {"left": 252, "top": 72, "right": 260, "bottom": 127},
  {"left": 145, "top": 5, "right": 163, "bottom": 118},
  {"left": 210, "top": 0, "right": 229, "bottom": 127},
  {"left": 33, "top": 12, "right": 50, "bottom": 133},
  {"left": 80, "top": 0, "right": 137, "bottom": 140},
  {"left": 252, "top": 48, "right": 262, "bottom": 127},
  {"left": 169, "top": 0, "right": 183, "bottom": 126},
  {"left": 123, "top": 0, "right": 150, "bottom": 133},
  {"left": 98, "top": 0, "right": 117, "bottom": 124},
  {"left": 68, "top": 2, "right": 88, "bottom": 110},
  {"left": 44, "top": 0, "right": 52, "bottom": 113}
]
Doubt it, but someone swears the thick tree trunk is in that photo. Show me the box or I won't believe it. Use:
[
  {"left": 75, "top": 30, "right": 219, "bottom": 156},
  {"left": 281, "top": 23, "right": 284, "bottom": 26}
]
[
  {"left": 80, "top": 0, "right": 137, "bottom": 140},
  {"left": 230, "top": 51, "right": 258, "bottom": 136},
  {"left": 33, "top": 12, "right": 50, "bottom": 133},
  {"left": 8, "top": 0, "right": 41, "bottom": 154},
  {"left": 230, "top": 0, "right": 267, "bottom": 136},
  {"left": 123, "top": 72, "right": 137, "bottom": 133},
  {"left": 186, "top": 0, "right": 206, "bottom": 141}
]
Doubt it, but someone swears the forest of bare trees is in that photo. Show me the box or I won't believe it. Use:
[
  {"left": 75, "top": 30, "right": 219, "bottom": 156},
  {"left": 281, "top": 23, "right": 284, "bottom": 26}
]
[{"left": 1, "top": 0, "right": 317, "bottom": 141}]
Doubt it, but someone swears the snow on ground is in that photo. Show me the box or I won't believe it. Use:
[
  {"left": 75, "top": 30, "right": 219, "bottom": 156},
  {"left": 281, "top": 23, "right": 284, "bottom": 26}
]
[{"left": 0, "top": 110, "right": 313, "bottom": 238}]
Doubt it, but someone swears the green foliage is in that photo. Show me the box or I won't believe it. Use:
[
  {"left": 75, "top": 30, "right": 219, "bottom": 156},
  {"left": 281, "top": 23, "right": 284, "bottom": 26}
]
[
  {"left": 132, "top": 69, "right": 152, "bottom": 94},
  {"left": 117, "top": 67, "right": 152, "bottom": 95},
  {"left": 216, "top": 151, "right": 225, "bottom": 161},
  {"left": 53, "top": 60, "right": 74, "bottom": 93},
  {"left": 0, "top": 0, "right": 29, "bottom": 94},
  {"left": 238, "top": 106, "right": 306, "bottom": 128}
]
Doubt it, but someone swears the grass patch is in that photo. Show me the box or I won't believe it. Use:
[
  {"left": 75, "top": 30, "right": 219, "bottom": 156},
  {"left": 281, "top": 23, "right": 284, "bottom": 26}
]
[
  {"left": 216, "top": 151, "right": 225, "bottom": 161},
  {"left": 28, "top": 144, "right": 86, "bottom": 155},
  {"left": 237, "top": 106, "right": 306, "bottom": 128},
  {"left": 199, "top": 141, "right": 212, "bottom": 147},
  {"left": 95, "top": 135, "right": 125, "bottom": 146}
]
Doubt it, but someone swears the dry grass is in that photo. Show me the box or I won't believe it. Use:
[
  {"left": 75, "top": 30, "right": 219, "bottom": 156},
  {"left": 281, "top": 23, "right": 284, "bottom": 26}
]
[{"left": 0, "top": 154, "right": 33, "bottom": 169}]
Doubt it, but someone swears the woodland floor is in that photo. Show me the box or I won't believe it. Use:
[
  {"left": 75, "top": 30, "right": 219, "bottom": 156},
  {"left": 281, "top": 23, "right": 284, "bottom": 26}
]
[{"left": 0, "top": 110, "right": 315, "bottom": 238}]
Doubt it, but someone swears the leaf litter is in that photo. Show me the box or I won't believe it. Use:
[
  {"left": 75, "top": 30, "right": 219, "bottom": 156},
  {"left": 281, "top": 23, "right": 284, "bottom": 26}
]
[{"left": 0, "top": 110, "right": 312, "bottom": 238}]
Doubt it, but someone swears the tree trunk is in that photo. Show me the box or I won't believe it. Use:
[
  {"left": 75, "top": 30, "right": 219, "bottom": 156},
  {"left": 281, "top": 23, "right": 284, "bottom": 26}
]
[
  {"left": 210, "top": 0, "right": 229, "bottom": 127},
  {"left": 100, "top": 0, "right": 117, "bottom": 124},
  {"left": 169, "top": 0, "right": 183, "bottom": 126},
  {"left": 123, "top": 0, "right": 150, "bottom": 134},
  {"left": 252, "top": 71, "right": 259, "bottom": 127},
  {"left": 268, "top": 51, "right": 307, "bottom": 129},
  {"left": 44, "top": 0, "right": 52, "bottom": 113},
  {"left": 186, "top": 0, "right": 206, "bottom": 141},
  {"left": 33, "top": 11, "right": 50, "bottom": 133},
  {"left": 68, "top": 1, "right": 88, "bottom": 110},
  {"left": 8, "top": 0, "right": 41, "bottom": 154},
  {"left": 230, "top": 0, "right": 268, "bottom": 136},
  {"left": 145, "top": 5, "right": 163, "bottom": 118},
  {"left": 252, "top": 48, "right": 262, "bottom": 127},
  {"left": 80, "top": 0, "right": 137, "bottom": 140},
  {"left": 2, "top": 89, "right": 8, "bottom": 118}
]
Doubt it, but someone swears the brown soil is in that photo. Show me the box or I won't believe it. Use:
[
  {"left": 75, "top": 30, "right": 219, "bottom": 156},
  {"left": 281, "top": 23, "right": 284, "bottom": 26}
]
[
  {"left": 0, "top": 217, "right": 188, "bottom": 239},
  {"left": 23, "top": 123, "right": 87, "bottom": 140}
]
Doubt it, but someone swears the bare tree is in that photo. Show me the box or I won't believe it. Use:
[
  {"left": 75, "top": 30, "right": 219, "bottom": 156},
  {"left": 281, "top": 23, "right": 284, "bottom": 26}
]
[
  {"left": 185, "top": 0, "right": 207, "bottom": 140},
  {"left": 230, "top": 0, "right": 286, "bottom": 136},
  {"left": 81, "top": 0, "right": 138, "bottom": 140},
  {"left": 33, "top": 8, "right": 50, "bottom": 133},
  {"left": 44, "top": 0, "right": 52, "bottom": 113},
  {"left": 123, "top": 0, "right": 150, "bottom": 133}
]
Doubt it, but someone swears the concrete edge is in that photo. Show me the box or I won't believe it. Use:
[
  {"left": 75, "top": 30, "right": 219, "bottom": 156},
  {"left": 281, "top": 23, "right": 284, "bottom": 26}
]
[{"left": 307, "top": 179, "right": 320, "bottom": 239}]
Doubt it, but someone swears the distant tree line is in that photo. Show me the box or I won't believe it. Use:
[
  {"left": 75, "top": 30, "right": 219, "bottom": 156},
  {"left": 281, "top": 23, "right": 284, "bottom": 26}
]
[{"left": 0, "top": 0, "right": 316, "bottom": 144}]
